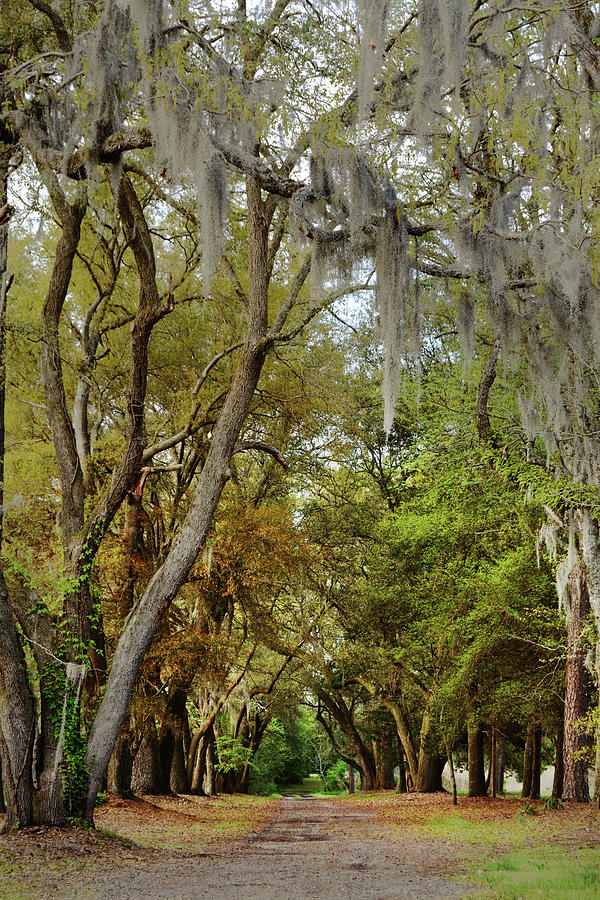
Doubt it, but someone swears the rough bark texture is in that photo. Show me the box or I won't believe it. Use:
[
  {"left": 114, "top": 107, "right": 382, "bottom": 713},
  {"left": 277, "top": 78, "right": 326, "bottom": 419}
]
[
  {"left": 170, "top": 736, "right": 188, "bottom": 793},
  {"left": 381, "top": 697, "right": 418, "bottom": 787},
  {"left": 528, "top": 724, "right": 542, "bottom": 800},
  {"left": 131, "top": 728, "right": 162, "bottom": 795},
  {"left": 522, "top": 724, "right": 542, "bottom": 800},
  {"left": 562, "top": 564, "right": 591, "bottom": 802},
  {"left": 0, "top": 573, "right": 35, "bottom": 830},
  {"left": 373, "top": 723, "right": 396, "bottom": 790},
  {"left": 415, "top": 752, "right": 445, "bottom": 793}
]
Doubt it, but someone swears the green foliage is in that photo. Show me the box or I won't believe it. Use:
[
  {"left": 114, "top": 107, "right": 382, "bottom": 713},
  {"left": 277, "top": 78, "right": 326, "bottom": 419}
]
[
  {"left": 39, "top": 661, "right": 87, "bottom": 815},
  {"left": 248, "top": 717, "right": 312, "bottom": 795},
  {"left": 320, "top": 759, "right": 347, "bottom": 793},
  {"left": 215, "top": 735, "right": 255, "bottom": 776}
]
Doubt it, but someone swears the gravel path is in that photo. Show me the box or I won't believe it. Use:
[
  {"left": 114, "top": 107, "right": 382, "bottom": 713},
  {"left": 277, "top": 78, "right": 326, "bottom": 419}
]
[{"left": 86, "top": 796, "right": 469, "bottom": 899}]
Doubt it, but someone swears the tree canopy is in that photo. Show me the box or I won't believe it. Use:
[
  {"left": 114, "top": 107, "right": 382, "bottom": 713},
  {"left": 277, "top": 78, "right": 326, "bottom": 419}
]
[{"left": 1, "top": 0, "right": 600, "bottom": 828}]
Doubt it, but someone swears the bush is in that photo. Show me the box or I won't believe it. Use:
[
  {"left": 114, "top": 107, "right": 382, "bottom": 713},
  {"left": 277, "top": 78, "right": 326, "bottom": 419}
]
[{"left": 321, "top": 759, "right": 347, "bottom": 792}]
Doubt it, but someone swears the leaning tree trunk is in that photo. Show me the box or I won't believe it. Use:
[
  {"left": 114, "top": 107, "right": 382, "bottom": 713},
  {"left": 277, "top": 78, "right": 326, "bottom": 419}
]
[
  {"left": 82, "top": 177, "right": 272, "bottom": 821},
  {"left": 563, "top": 564, "right": 591, "bottom": 802}
]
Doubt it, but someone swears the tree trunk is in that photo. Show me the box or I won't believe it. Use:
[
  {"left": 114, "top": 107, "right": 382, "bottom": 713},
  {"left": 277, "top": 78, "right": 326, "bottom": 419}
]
[
  {"left": 522, "top": 726, "right": 533, "bottom": 798},
  {"left": 593, "top": 726, "right": 600, "bottom": 808},
  {"left": 204, "top": 727, "right": 215, "bottom": 796},
  {"left": 446, "top": 743, "right": 458, "bottom": 806},
  {"left": 416, "top": 753, "right": 445, "bottom": 792},
  {"left": 395, "top": 741, "right": 407, "bottom": 794},
  {"left": 190, "top": 734, "right": 208, "bottom": 795},
  {"left": 373, "top": 724, "right": 396, "bottom": 790},
  {"left": 493, "top": 728, "right": 506, "bottom": 796},
  {"left": 552, "top": 722, "right": 564, "bottom": 801},
  {"left": 0, "top": 162, "right": 36, "bottom": 831},
  {"left": 317, "top": 689, "right": 377, "bottom": 791},
  {"left": 468, "top": 725, "right": 487, "bottom": 797},
  {"left": 0, "top": 575, "right": 35, "bottom": 830},
  {"left": 83, "top": 178, "right": 272, "bottom": 820},
  {"left": 529, "top": 724, "right": 541, "bottom": 800},
  {"left": 563, "top": 563, "right": 590, "bottom": 802},
  {"left": 490, "top": 725, "right": 496, "bottom": 798},
  {"left": 131, "top": 727, "right": 162, "bottom": 795},
  {"left": 158, "top": 728, "right": 175, "bottom": 795},
  {"left": 380, "top": 697, "right": 418, "bottom": 788},
  {"left": 416, "top": 696, "right": 444, "bottom": 792},
  {"left": 107, "top": 733, "right": 133, "bottom": 798},
  {"left": 170, "top": 736, "right": 188, "bottom": 794}
]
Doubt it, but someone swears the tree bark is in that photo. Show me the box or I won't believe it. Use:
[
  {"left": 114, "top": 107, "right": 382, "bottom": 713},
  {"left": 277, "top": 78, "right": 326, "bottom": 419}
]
[
  {"left": 562, "top": 563, "right": 591, "bottom": 802},
  {"left": 522, "top": 726, "right": 533, "bottom": 798},
  {"left": 0, "top": 573, "right": 35, "bottom": 830},
  {"left": 552, "top": 721, "right": 564, "bottom": 801},
  {"left": 131, "top": 727, "right": 162, "bottom": 795},
  {"left": 107, "top": 733, "right": 134, "bottom": 798},
  {"left": 416, "top": 699, "right": 444, "bottom": 792},
  {"left": 348, "top": 764, "right": 355, "bottom": 794},
  {"left": 476, "top": 339, "right": 500, "bottom": 443},
  {"left": 170, "top": 736, "right": 188, "bottom": 794},
  {"left": 468, "top": 725, "right": 487, "bottom": 797},
  {"left": 373, "top": 723, "right": 396, "bottom": 790},
  {"left": 316, "top": 690, "right": 377, "bottom": 791},
  {"left": 529, "top": 724, "right": 542, "bottom": 800},
  {"left": 493, "top": 728, "right": 506, "bottom": 796},
  {"left": 204, "top": 726, "right": 215, "bottom": 796}
]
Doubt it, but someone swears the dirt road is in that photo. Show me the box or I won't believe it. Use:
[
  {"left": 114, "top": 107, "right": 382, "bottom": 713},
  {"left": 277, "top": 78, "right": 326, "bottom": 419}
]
[{"left": 87, "top": 796, "right": 467, "bottom": 899}]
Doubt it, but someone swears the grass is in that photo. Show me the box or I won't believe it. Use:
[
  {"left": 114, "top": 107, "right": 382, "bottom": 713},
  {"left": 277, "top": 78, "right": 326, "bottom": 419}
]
[
  {"left": 281, "top": 774, "right": 349, "bottom": 797},
  {"left": 473, "top": 847, "right": 600, "bottom": 899}
]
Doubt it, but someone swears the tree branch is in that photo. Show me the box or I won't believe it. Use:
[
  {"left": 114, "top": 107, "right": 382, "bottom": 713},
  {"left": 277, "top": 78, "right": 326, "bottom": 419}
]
[{"left": 233, "top": 440, "right": 289, "bottom": 469}]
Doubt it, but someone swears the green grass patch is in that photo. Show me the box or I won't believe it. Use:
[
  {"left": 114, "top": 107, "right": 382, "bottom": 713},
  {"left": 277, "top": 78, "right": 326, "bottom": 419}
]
[{"left": 473, "top": 847, "right": 600, "bottom": 899}]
